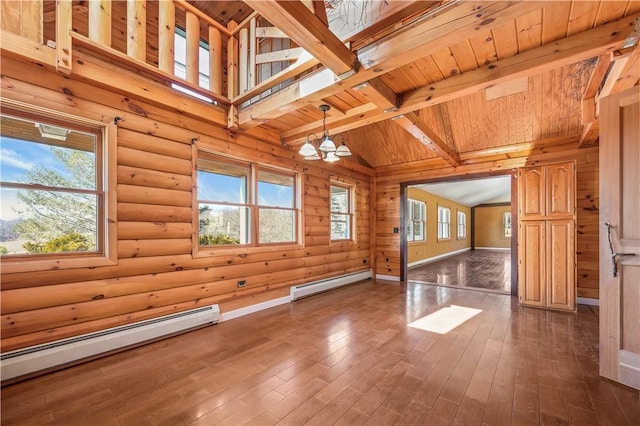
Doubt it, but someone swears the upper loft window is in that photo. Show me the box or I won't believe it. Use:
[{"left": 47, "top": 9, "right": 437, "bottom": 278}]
[
  {"left": 173, "top": 28, "right": 215, "bottom": 103},
  {"left": 0, "top": 107, "right": 116, "bottom": 272},
  {"left": 196, "top": 153, "right": 298, "bottom": 248}
]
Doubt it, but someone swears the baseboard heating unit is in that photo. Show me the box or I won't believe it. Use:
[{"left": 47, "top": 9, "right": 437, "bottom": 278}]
[
  {"left": 290, "top": 270, "right": 372, "bottom": 301},
  {"left": 1, "top": 304, "right": 220, "bottom": 382}
]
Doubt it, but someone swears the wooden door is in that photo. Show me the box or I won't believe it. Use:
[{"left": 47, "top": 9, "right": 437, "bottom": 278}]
[
  {"left": 547, "top": 219, "right": 575, "bottom": 311},
  {"left": 519, "top": 220, "right": 546, "bottom": 307},
  {"left": 519, "top": 166, "right": 545, "bottom": 218},
  {"left": 546, "top": 162, "right": 575, "bottom": 218},
  {"left": 599, "top": 86, "right": 640, "bottom": 390}
]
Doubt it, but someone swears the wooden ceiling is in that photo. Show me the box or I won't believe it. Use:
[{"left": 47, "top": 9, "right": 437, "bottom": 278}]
[
  {"left": 224, "top": 0, "right": 640, "bottom": 169},
  {"left": 43, "top": 1, "right": 638, "bottom": 170}
]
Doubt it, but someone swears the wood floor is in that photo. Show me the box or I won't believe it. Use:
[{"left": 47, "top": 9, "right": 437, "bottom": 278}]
[
  {"left": 408, "top": 250, "right": 511, "bottom": 294},
  {"left": 2, "top": 280, "right": 639, "bottom": 425}
]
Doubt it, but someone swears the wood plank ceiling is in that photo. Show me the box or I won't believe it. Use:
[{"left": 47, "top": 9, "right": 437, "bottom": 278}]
[
  {"left": 53, "top": 0, "right": 639, "bottom": 169},
  {"left": 233, "top": 0, "right": 640, "bottom": 169}
]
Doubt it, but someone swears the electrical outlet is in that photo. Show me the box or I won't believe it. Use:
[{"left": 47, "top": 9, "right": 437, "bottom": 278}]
[{"left": 237, "top": 280, "right": 246, "bottom": 288}]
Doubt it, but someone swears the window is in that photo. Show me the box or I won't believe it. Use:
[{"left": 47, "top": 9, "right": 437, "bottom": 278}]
[
  {"left": 197, "top": 153, "right": 298, "bottom": 247},
  {"left": 406, "top": 199, "right": 425, "bottom": 242},
  {"left": 457, "top": 210, "right": 467, "bottom": 239},
  {"left": 504, "top": 212, "right": 512, "bottom": 237},
  {"left": 437, "top": 206, "right": 450, "bottom": 240},
  {"left": 173, "top": 28, "right": 215, "bottom": 103},
  {"left": 0, "top": 107, "right": 116, "bottom": 272},
  {"left": 330, "top": 184, "right": 353, "bottom": 240}
]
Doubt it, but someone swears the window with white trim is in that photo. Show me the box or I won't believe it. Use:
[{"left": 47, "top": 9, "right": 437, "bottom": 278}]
[
  {"left": 437, "top": 205, "right": 450, "bottom": 240},
  {"left": 457, "top": 210, "right": 467, "bottom": 239},
  {"left": 0, "top": 106, "right": 116, "bottom": 272},
  {"left": 330, "top": 184, "right": 353, "bottom": 241},
  {"left": 504, "top": 212, "right": 512, "bottom": 238},
  {"left": 196, "top": 153, "right": 298, "bottom": 247},
  {"left": 406, "top": 199, "right": 425, "bottom": 242}
]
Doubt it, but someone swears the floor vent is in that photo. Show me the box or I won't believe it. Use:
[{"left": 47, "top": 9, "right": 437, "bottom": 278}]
[
  {"left": 290, "top": 270, "right": 371, "bottom": 301},
  {"left": 1, "top": 305, "right": 220, "bottom": 382}
]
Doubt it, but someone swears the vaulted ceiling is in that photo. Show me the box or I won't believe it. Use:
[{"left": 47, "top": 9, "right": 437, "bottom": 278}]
[
  {"left": 47, "top": 1, "right": 638, "bottom": 170},
  {"left": 219, "top": 0, "right": 640, "bottom": 170}
]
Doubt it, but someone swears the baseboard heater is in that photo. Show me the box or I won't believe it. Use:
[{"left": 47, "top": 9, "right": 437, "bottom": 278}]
[
  {"left": 1, "top": 304, "right": 220, "bottom": 382},
  {"left": 290, "top": 270, "right": 372, "bottom": 301}
]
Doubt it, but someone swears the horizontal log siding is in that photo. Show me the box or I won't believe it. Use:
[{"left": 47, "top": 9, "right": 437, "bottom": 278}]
[
  {"left": 0, "top": 64, "right": 373, "bottom": 351},
  {"left": 375, "top": 145, "right": 599, "bottom": 299}
]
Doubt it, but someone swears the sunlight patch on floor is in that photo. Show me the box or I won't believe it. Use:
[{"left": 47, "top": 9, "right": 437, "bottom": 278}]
[{"left": 407, "top": 305, "right": 482, "bottom": 334}]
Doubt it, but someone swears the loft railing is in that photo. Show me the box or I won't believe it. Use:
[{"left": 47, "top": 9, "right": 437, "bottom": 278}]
[{"left": 1, "top": 0, "right": 325, "bottom": 115}]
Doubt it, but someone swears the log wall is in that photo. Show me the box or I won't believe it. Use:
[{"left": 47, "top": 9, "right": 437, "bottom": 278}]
[
  {"left": 0, "top": 57, "right": 373, "bottom": 352},
  {"left": 376, "top": 144, "right": 600, "bottom": 299}
]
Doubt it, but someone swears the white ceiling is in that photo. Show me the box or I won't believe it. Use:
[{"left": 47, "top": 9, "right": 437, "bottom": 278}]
[{"left": 412, "top": 176, "right": 511, "bottom": 207}]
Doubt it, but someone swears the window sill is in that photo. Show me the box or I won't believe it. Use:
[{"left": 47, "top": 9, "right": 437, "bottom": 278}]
[
  {"left": 1, "top": 254, "right": 118, "bottom": 275},
  {"left": 437, "top": 238, "right": 451, "bottom": 243},
  {"left": 193, "top": 242, "right": 303, "bottom": 258}
]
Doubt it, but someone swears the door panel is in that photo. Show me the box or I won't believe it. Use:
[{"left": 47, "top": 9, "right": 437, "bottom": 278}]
[
  {"left": 519, "top": 221, "right": 546, "bottom": 307},
  {"left": 546, "top": 162, "right": 575, "bottom": 218},
  {"left": 547, "top": 219, "right": 575, "bottom": 310},
  {"left": 520, "top": 167, "right": 545, "bottom": 218},
  {"left": 599, "top": 86, "right": 640, "bottom": 390}
]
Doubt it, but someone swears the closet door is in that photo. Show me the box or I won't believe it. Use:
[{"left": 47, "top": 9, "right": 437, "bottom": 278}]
[
  {"left": 547, "top": 219, "right": 575, "bottom": 311},
  {"left": 519, "top": 166, "right": 545, "bottom": 219},
  {"left": 519, "top": 221, "right": 546, "bottom": 307},
  {"left": 546, "top": 162, "right": 575, "bottom": 218}
]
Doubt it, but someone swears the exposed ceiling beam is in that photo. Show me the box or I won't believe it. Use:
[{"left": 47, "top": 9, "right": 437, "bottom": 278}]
[
  {"left": 351, "top": 78, "right": 399, "bottom": 110},
  {"left": 238, "top": 0, "right": 547, "bottom": 128},
  {"left": 392, "top": 112, "right": 459, "bottom": 167},
  {"left": 243, "top": 0, "right": 357, "bottom": 77},
  {"left": 578, "top": 54, "right": 610, "bottom": 148},
  {"left": 281, "top": 12, "right": 640, "bottom": 144}
]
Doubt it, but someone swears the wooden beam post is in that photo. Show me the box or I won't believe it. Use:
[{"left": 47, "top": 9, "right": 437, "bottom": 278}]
[
  {"left": 392, "top": 112, "right": 459, "bottom": 167},
  {"left": 185, "top": 10, "right": 199, "bottom": 86},
  {"left": 88, "top": 0, "right": 111, "bottom": 47},
  {"left": 227, "top": 20, "right": 239, "bottom": 128},
  {"left": 238, "top": 27, "right": 248, "bottom": 94},
  {"left": 209, "top": 26, "right": 222, "bottom": 95},
  {"left": 127, "top": 0, "right": 146, "bottom": 62},
  {"left": 249, "top": 17, "right": 256, "bottom": 89},
  {"left": 158, "top": 0, "right": 175, "bottom": 74},
  {"left": 55, "top": 0, "right": 72, "bottom": 75},
  {"left": 243, "top": 0, "right": 358, "bottom": 77}
]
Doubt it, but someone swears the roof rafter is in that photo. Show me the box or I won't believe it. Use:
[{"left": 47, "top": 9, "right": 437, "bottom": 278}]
[
  {"left": 238, "top": 0, "right": 548, "bottom": 128},
  {"left": 392, "top": 112, "right": 460, "bottom": 167},
  {"left": 281, "top": 12, "right": 640, "bottom": 145},
  {"left": 243, "top": 0, "right": 358, "bottom": 77}
]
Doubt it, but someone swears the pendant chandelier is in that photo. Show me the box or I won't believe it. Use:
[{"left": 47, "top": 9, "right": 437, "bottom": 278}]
[{"left": 298, "top": 104, "right": 352, "bottom": 162}]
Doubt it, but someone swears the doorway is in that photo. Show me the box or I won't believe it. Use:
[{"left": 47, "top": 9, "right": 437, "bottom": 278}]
[{"left": 401, "top": 173, "right": 518, "bottom": 295}]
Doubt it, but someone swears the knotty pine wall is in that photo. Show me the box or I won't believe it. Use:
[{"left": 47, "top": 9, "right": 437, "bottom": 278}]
[
  {"left": 0, "top": 57, "right": 374, "bottom": 352},
  {"left": 376, "top": 144, "right": 600, "bottom": 299}
]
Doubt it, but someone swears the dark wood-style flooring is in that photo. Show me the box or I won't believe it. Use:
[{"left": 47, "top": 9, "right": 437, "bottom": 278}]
[
  {"left": 408, "top": 250, "right": 511, "bottom": 294},
  {"left": 2, "top": 280, "right": 639, "bottom": 425}
]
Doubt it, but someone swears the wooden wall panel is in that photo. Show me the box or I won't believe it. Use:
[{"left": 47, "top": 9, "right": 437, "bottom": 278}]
[
  {"left": 376, "top": 143, "right": 600, "bottom": 300},
  {"left": 0, "top": 62, "right": 373, "bottom": 352}
]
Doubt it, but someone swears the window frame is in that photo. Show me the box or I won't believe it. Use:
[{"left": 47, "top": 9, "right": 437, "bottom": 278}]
[
  {"left": 406, "top": 198, "right": 426, "bottom": 242},
  {"left": 457, "top": 210, "right": 467, "bottom": 239},
  {"left": 194, "top": 150, "right": 300, "bottom": 255},
  {"left": 503, "top": 212, "right": 512, "bottom": 238},
  {"left": 437, "top": 205, "right": 451, "bottom": 241},
  {"left": 330, "top": 181, "right": 355, "bottom": 242},
  {"left": 0, "top": 100, "right": 117, "bottom": 274}
]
